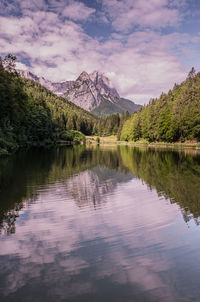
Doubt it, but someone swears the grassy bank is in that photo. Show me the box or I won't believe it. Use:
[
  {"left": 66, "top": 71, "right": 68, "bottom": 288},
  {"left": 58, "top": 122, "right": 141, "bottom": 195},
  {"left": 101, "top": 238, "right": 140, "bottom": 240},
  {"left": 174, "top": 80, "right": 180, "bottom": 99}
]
[{"left": 86, "top": 136, "right": 200, "bottom": 150}]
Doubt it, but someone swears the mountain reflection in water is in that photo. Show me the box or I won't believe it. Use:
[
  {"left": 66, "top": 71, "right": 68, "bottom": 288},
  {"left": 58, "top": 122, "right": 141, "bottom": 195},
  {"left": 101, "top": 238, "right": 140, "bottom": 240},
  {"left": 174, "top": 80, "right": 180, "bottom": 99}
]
[{"left": 0, "top": 145, "right": 200, "bottom": 302}]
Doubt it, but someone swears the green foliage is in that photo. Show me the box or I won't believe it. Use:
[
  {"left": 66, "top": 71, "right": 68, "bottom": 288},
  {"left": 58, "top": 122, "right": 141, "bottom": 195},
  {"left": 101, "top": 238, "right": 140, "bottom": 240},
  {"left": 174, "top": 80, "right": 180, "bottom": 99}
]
[
  {"left": 91, "top": 97, "right": 142, "bottom": 117},
  {"left": 96, "top": 113, "right": 122, "bottom": 137},
  {"left": 71, "top": 130, "right": 86, "bottom": 143},
  {"left": 96, "top": 136, "right": 100, "bottom": 144},
  {"left": 0, "top": 55, "right": 95, "bottom": 153},
  {"left": 0, "top": 55, "right": 134, "bottom": 154},
  {"left": 117, "top": 111, "right": 131, "bottom": 140},
  {"left": 60, "top": 130, "right": 86, "bottom": 143},
  {"left": 60, "top": 130, "right": 74, "bottom": 141},
  {"left": 121, "top": 68, "right": 200, "bottom": 143},
  {"left": 22, "top": 79, "right": 96, "bottom": 136}
]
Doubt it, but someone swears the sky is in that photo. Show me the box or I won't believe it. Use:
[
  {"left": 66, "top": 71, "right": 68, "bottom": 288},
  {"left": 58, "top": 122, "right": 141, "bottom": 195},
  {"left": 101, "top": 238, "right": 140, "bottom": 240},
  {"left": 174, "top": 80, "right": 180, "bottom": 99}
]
[{"left": 0, "top": 0, "right": 200, "bottom": 104}]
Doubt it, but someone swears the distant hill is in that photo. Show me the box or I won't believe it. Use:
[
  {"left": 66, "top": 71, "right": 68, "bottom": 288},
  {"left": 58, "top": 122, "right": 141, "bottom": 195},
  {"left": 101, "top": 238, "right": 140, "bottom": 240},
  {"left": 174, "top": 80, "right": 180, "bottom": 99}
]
[
  {"left": 18, "top": 69, "right": 142, "bottom": 116},
  {"left": 92, "top": 97, "right": 142, "bottom": 117}
]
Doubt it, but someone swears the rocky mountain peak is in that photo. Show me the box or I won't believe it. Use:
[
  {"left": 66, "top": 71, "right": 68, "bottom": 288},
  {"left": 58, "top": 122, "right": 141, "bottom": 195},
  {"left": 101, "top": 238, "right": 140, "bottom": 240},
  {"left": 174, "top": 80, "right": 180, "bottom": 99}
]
[
  {"left": 64, "top": 69, "right": 126, "bottom": 111},
  {"left": 89, "top": 70, "right": 120, "bottom": 100},
  {"left": 65, "top": 70, "right": 100, "bottom": 111},
  {"left": 89, "top": 71, "right": 110, "bottom": 87},
  {"left": 16, "top": 68, "right": 142, "bottom": 116},
  {"left": 77, "top": 71, "right": 90, "bottom": 82}
]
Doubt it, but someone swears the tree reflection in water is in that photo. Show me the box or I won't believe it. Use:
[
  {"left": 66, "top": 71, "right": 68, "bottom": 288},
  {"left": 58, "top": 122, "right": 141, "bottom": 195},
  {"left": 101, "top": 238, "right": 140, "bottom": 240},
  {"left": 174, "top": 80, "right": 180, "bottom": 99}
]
[{"left": 0, "top": 145, "right": 200, "bottom": 234}]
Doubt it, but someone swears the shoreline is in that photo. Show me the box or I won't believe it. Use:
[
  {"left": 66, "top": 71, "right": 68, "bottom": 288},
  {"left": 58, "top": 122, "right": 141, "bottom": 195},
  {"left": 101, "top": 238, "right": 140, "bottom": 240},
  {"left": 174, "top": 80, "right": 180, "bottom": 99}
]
[
  {"left": 0, "top": 140, "right": 85, "bottom": 157},
  {"left": 86, "top": 136, "right": 200, "bottom": 150},
  {"left": 1, "top": 137, "right": 200, "bottom": 157}
]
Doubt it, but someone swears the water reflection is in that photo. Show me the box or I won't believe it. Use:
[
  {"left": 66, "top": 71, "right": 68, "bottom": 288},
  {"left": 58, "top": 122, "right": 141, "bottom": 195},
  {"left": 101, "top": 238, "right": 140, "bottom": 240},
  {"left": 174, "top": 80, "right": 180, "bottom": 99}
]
[
  {"left": 1, "top": 145, "right": 200, "bottom": 301},
  {"left": 1, "top": 145, "right": 200, "bottom": 234},
  {"left": 66, "top": 167, "right": 133, "bottom": 208},
  {"left": 119, "top": 146, "right": 200, "bottom": 224},
  {"left": 0, "top": 146, "right": 133, "bottom": 234}
]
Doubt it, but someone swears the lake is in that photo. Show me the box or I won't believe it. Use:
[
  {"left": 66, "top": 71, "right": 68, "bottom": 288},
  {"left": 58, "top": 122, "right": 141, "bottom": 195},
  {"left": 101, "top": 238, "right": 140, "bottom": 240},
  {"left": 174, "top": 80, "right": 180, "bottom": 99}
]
[{"left": 0, "top": 145, "right": 200, "bottom": 302}]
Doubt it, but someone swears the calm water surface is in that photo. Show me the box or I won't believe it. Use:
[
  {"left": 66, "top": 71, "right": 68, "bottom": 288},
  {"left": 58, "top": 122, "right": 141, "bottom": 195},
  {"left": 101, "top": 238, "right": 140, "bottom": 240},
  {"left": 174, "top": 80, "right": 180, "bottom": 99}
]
[{"left": 0, "top": 145, "right": 200, "bottom": 301}]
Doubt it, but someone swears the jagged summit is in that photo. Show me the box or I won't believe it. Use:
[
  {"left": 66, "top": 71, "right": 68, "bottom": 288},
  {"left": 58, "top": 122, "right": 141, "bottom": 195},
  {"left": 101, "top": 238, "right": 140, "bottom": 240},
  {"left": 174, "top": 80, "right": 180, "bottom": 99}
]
[
  {"left": 79, "top": 71, "right": 90, "bottom": 78},
  {"left": 66, "top": 71, "right": 100, "bottom": 111},
  {"left": 89, "top": 71, "right": 120, "bottom": 99},
  {"left": 64, "top": 70, "right": 142, "bottom": 114},
  {"left": 17, "top": 68, "right": 142, "bottom": 116},
  {"left": 90, "top": 71, "right": 112, "bottom": 88}
]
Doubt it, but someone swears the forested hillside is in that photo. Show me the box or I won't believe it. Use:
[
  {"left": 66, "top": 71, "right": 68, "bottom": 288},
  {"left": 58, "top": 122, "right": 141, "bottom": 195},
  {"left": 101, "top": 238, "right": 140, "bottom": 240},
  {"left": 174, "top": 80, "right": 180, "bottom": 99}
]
[
  {"left": 0, "top": 59, "right": 97, "bottom": 153},
  {"left": 0, "top": 55, "right": 128, "bottom": 154},
  {"left": 120, "top": 68, "right": 200, "bottom": 143}
]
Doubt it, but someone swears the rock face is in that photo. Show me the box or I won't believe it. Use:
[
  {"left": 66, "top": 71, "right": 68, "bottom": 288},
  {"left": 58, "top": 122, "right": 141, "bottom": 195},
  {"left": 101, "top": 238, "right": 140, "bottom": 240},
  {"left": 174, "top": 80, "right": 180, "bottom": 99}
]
[
  {"left": 89, "top": 70, "right": 120, "bottom": 99},
  {"left": 64, "top": 71, "right": 142, "bottom": 115},
  {"left": 64, "top": 71, "right": 101, "bottom": 111},
  {"left": 64, "top": 71, "right": 118, "bottom": 111},
  {"left": 17, "top": 69, "right": 142, "bottom": 115}
]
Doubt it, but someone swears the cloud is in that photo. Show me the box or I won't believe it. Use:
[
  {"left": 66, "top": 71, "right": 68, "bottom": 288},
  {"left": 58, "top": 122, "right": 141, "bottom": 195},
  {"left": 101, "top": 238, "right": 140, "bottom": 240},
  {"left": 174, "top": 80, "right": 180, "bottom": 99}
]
[
  {"left": 0, "top": 0, "right": 199, "bottom": 104},
  {"left": 0, "top": 172, "right": 185, "bottom": 300},
  {"left": 0, "top": 0, "right": 47, "bottom": 15},
  {"left": 103, "top": 31, "right": 196, "bottom": 103},
  {"left": 62, "top": 1, "right": 95, "bottom": 21},
  {"left": 0, "top": 12, "right": 192, "bottom": 104},
  {"left": 0, "top": 0, "right": 96, "bottom": 20},
  {"left": 101, "top": 0, "right": 186, "bottom": 32}
]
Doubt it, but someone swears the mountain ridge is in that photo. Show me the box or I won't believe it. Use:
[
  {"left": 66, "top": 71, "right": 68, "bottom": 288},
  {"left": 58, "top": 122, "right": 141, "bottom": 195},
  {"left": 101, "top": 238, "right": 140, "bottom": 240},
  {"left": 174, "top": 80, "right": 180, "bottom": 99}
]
[{"left": 17, "top": 69, "right": 142, "bottom": 116}]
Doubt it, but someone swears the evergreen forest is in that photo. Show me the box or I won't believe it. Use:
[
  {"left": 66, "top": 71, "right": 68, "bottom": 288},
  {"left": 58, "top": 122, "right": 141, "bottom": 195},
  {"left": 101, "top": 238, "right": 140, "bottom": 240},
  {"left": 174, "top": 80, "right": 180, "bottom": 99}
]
[
  {"left": 0, "top": 55, "right": 128, "bottom": 154},
  {"left": 120, "top": 68, "right": 200, "bottom": 143},
  {"left": 1, "top": 55, "right": 200, "bottom": 155}
]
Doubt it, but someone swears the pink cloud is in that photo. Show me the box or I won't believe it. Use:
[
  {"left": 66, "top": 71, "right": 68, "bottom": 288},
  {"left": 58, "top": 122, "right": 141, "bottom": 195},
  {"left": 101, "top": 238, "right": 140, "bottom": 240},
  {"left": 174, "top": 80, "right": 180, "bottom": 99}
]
[
  {"left": 101, "top": 0, "right": 185, "bottom": 31},
  {"left": 0, "top": 0, "right": 199, "bottom": 104},
  {"left": 62, "top": 1, "right": 95, "bottom": 21}
]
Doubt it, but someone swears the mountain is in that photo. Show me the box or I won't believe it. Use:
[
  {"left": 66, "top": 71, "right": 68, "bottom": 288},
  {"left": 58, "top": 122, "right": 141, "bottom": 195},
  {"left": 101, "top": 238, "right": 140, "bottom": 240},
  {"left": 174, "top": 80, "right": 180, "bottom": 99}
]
[
  {"left": 92, "top": 97, "right": 142, "bottom": 117},
  {"left": 17, "top": 70, "right": 74, "bottom": 96},
  {"left": 1, "top": 62, "right": 135, "bottom": 154},
  {"left": 17, "top": 69, "right": 142, "bottom": 116},
  {"left": 64, "top": 71, "right": 142, "bottom": 116},
  {"left": 0, "top": 65, "right": 101, "bottom": 154}
]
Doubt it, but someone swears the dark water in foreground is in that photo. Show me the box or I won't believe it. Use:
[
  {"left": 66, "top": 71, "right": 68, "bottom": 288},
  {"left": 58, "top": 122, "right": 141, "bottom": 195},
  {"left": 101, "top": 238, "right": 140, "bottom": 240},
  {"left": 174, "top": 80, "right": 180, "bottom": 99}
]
[{"left": 0, "top": 145, "right": 200, "bottom": 302}]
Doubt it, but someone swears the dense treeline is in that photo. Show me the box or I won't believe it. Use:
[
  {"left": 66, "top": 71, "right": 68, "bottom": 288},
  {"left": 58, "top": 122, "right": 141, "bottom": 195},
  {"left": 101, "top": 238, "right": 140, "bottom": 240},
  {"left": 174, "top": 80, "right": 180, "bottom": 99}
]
[
  {"left": 23, "top": 78, "right": 96, "bottom": 135},
  {"left": 22, "top": 79, "right": 125, "bottom": 138},
  {"left": 96, "top": 111, "right": 131, "bottom": 137},
  {"left": 120, "top": 68, "right": 200, "bottom": 142},
  {"left": 0, "top": 56, "right": 95, "bottom": 153},
  {"left": 0, "top": 55, "right": 126, "bottom": 154}
]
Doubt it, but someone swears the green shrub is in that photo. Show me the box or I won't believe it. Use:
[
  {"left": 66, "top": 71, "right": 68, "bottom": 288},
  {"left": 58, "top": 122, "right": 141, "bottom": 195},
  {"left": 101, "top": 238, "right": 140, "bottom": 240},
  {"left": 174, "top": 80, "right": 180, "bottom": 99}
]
[
  {"left": 71, "top": 130, "right": 86, "bottom": 143},
  {"left": 60, "top": 130, "right": 74, "bottom": 141},
  {"left": 60, "top": 130, "right": 86, "bottom": 143},
  {"left": 96, "top": 136, "right": 100, "bottom": 144}
]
